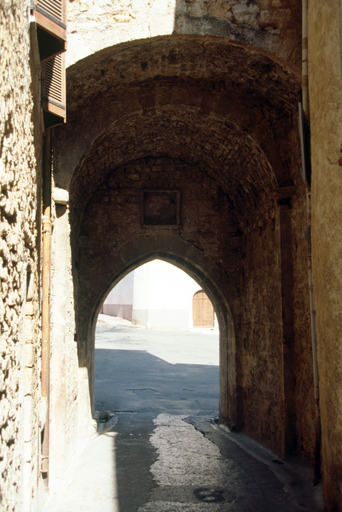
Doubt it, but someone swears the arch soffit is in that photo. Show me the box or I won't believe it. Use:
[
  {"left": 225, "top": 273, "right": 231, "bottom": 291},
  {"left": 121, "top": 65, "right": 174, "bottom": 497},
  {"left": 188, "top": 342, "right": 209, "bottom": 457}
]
[
  {"left": 65, "top": 35, "right": 300, "bottom": 110},
  {"left": 70, "top": 105, "right": 277, "bottom": 222},
  {"left": 55, "top": 36, "right": 301, "bottom": 194}
]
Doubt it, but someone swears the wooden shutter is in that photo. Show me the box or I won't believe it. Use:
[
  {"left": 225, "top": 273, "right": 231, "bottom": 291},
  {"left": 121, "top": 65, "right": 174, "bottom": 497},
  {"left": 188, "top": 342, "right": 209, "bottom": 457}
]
[
  {"left": 31, "top": 0, "right": 67, "bottom": 61},
  {"left": 32, "top": 0, "right": 67, "bottom": 41},
  {"left": 31, "top": 0, "right": 67, "bottom": 125},
  {"left": 41, "top": 52, "right": 66, "bottom": 124},
  {"left": 36, "top": 0, "right": 64, "bottom": 22}
]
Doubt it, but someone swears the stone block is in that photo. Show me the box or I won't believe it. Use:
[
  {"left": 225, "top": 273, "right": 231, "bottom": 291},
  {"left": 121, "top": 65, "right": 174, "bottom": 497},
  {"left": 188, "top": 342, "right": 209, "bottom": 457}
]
[{"left": 24, "top": 343, "right": 34, "bottom": 368}]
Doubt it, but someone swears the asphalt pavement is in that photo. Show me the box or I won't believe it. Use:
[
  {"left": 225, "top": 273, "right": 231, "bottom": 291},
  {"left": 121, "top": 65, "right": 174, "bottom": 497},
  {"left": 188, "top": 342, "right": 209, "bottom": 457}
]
[{"left": 43, "top": 315, "right": 323, "bottom": 512}]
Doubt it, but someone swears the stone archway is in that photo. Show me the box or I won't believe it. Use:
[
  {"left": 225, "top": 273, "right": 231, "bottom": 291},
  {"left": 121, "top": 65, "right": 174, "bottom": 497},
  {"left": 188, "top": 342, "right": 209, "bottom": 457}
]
[
  {"left": 84, "top": 243, "right": 237, "bottom": 431},
  {"left": 50, "top": 36, "right": 317, "bottom": 483}
]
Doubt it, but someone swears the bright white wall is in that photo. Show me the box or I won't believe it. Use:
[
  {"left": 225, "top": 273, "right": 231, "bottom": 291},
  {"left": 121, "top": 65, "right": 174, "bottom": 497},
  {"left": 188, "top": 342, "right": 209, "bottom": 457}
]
[
  {"left": 131, "top": 262, "right": 151, "bottom": 311},
  {"left": 103, "top": 259, "right": 218, "bottom": 329},
  {"left": 132, "top": 260, "right": 200, "bottom": 328},
  {"left": 105, "top": 271, "right": 134, "bottom": 305},
  {"left": 103, "top": 259, "right": 205, "bottom": 329},
  {"left": 144, "top": 260, "right": 199, "bottom": 308}
]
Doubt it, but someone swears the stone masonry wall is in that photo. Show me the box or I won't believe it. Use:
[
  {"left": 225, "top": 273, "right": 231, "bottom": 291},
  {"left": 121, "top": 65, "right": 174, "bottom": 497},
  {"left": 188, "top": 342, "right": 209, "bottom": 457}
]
[
  {"left": 74, "top": 156, "right": 305, "bottom": 456},
  {"left": 239, "top": 182, "right": 317, "bottom": 462},
  {"left": 239, "top": 212, "right": 285, "bottom": 451},
  {"left": 1, "top": 2, "right": 43, "bottom": 510},
  {"left": 67, "top": 0, "right": 301, "bottom": 68}
]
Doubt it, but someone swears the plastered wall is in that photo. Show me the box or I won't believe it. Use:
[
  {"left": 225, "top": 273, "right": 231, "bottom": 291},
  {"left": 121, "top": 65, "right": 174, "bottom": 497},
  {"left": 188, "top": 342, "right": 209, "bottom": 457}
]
[{"left": 309, "top": 1, "right": 342, "bottom": 509}]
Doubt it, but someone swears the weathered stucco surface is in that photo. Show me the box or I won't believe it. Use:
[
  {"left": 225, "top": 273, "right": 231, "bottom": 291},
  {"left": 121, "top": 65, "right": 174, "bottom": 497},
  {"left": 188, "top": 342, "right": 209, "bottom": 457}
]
[
  {"left": 309, "top": 1, "right": 342, "bottom": 509},
  {"left": 49, "top": 201, "right": 82, "bottom": 489},
  {"left": 0, "top": 1, "right": 43, "bottom": 510}
]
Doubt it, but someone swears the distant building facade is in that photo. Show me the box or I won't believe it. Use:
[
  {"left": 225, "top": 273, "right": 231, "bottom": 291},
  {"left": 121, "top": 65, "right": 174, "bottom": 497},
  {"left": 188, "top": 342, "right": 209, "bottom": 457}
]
[{"left": 103, "top": 259, "right": 217, "bottom": 329}]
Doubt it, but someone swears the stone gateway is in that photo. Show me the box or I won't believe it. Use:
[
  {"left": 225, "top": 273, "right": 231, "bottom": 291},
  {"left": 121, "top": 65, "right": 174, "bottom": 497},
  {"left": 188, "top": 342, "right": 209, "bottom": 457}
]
[{"left": 1, "top": 0, "right": 342, "bottom": 510}]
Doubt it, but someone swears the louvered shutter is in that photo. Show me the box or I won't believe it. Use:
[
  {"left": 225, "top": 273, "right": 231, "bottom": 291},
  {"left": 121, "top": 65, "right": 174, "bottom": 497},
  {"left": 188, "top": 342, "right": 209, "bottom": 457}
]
[
  {"left": 37, "top": 0, "right": 64, "bottom": 23},
  {"left": 32, "top": 0, "right": 67, "bottom": 43},
  {"left": 41, "top": 52, "right": 66, "bottom": 124}
]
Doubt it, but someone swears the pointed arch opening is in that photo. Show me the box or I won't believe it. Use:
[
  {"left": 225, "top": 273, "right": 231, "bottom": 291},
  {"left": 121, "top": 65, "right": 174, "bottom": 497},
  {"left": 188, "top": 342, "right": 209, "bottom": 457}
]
[
  {"left": 101, "top": 259, "right": 218, "bottom": 331},
  {"left": 78, "top": 247, "right": 237, "bottom": 431},
  {"left": 95, "top": 259, "right": 221, "bottom": 421}
]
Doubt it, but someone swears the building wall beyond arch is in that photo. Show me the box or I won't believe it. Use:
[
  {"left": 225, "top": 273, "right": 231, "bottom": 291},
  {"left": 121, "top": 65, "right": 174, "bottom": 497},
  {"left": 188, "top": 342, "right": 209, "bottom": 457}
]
[{"left": 103, "top": 259, "right": 206, "bottom": 330}]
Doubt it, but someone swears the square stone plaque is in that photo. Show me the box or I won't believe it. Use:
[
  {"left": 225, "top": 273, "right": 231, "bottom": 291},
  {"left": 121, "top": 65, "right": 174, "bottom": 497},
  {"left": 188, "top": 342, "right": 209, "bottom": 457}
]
[{"left": 141, "top": 190, "right": 180, "bottom": 226}]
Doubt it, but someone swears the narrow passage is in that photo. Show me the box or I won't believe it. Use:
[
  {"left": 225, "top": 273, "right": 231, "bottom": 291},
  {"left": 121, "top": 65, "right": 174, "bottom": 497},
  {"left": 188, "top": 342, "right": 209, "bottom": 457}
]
[{"left": 44, "top": 316, "right": 322, "bottom": 512}]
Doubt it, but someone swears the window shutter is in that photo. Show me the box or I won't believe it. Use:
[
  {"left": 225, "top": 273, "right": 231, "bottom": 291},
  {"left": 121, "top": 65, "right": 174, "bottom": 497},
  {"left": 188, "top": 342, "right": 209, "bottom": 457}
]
[
  {"left": 36, "top": 0, "right": 64, "bottom": 24},
  {"left": 31, "top": 0, "right": 67, "bottom": 126},
  {"left": 31, "top": 0, "right": 67, "bottom": 60},
  {"left": 41, "top": 52, "right": 66, "bottom": 125},
  {"left": 32, "top": 0, "right": 66, "bottom": 39}
]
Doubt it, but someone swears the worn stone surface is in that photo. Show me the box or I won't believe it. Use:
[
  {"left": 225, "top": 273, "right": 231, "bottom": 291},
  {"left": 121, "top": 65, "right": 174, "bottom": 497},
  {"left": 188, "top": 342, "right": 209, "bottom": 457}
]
[
  {"left": 309, "top": 1, "right": 342, "bottom": 509},
  {"left": 66, "top": 0, "right": 301, "bottom": 68},
  {"left": 0, "top": 1, "right": 43, "bottom": 510}
]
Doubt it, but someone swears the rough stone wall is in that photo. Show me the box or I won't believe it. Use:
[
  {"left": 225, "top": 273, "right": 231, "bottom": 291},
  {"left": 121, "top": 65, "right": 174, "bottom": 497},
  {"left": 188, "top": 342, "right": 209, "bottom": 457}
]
[
  {"left": 309, "top": 1, "right": 342, "bottom": 509},
  {"left": 1, "top": 2, "right": 43, "bottom": 510},
  {"left": 76, "top": 156, "right": 240, "bottom": 318},
  {"left": 239, "top": 182, "right": 317, "bottom": 461},
  {"left": 67, "top": 0, "right": 301, "bottom": 67},
  {"left": 239, "top": 212, "right": 285, "bottom": 451},
  {"left": 74, "top": 156, "right": 311, "bottom": 458}
]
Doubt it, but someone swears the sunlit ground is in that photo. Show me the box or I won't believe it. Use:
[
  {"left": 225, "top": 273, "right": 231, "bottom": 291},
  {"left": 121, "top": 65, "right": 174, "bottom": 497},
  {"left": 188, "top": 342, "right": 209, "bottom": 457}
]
[{"left": 95, "top": 314, "right": 219, "bottom": 365}]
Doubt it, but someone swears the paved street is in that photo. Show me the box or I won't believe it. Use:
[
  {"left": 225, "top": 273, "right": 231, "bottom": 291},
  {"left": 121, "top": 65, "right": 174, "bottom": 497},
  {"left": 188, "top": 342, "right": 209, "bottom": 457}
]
[
  {"left": 44, "top": 316, "right": 323, "bottom": 512},
  {"left": 95, "top": 315, "right": 220, "bottom": 418}
]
